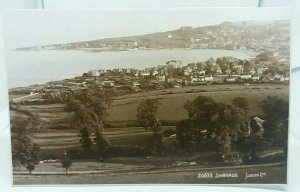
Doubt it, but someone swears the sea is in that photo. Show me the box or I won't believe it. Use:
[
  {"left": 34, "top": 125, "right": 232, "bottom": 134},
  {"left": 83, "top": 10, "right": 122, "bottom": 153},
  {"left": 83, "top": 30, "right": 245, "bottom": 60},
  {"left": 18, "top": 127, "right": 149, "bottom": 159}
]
[{"left": 6, "top": 49, "right": 254, "bottom": 89}]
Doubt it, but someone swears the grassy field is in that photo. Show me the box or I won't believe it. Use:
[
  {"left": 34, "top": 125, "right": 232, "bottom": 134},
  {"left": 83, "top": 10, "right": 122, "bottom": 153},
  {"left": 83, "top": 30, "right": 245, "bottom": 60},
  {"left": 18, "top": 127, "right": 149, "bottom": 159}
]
[
  {"left": 10, "top": 84, "right": 289, "bottom": 153},
  {"left": 12, "top": 84, "right": 289, "bottom": 124},
  {"left": 32, "top": 126, "right": 175, "bottom": 151},
  {"left": 13, "top": 163, "right": 287, "bottom": 184},
  {"left": 11, "top": 84, "right": 288, "bottom": 184},
  {"left": 108, "top": 84, "right": 288, "bottom": 122}
]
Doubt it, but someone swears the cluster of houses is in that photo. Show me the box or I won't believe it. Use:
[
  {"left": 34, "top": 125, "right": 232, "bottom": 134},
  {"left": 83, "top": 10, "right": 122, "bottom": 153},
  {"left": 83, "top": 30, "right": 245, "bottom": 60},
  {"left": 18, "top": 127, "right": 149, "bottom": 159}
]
[
  {"left": 38, "top": 56, "right": 289, "bottom": 100},
  {"left": 188, "top": 22, "right": 289, "bottom": 50}
]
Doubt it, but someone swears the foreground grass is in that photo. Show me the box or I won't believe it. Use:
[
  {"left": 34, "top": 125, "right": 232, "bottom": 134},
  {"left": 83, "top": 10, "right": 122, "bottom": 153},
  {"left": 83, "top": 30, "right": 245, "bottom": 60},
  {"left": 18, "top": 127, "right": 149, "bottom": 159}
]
[{"left": 13, "top": 163, "right": 287, "bottom": 184}]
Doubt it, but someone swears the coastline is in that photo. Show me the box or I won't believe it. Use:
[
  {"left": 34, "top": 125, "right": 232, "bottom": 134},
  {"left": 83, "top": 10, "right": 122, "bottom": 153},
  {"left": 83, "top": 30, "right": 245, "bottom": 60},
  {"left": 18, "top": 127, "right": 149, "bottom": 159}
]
[{"left": 8, "top": 48, "right": 256, "bottom": 90}]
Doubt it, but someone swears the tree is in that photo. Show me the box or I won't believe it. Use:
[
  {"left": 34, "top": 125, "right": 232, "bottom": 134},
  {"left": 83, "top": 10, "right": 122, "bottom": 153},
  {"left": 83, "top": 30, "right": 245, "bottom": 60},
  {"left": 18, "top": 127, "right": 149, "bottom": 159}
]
[
  {"left": 205, "top": 62, "right": 214, "bottom": 75},
  {"left": 236, "top": 135, "right": 266, "bottom": 164},
  {"left": 73, "top": 107, "right": 94, "bottom": 153},
  {"left": 172, "top": 68, "right": 184, "bottom": 78},
  {"left": 94, "top": 129, "right": 111, "bottom": 160},
  {"left": 176, "top": 119, "right": 194, "bottom": 148},
  {"left": 11, "top": 114, "right": 41, "bottom": 174},
  {"left": 137, "top": 99, "right": 160, "bottom": 131},
  {"left": 213, "top": 103, "right": 248, "bottom": 154},
  {"left": 261, "top": 96, "right": 289, "bottom": 157},
  {"left": 217, "top": 58, "right": 230, "bottom": 74},
  {"left": 26, "top": 162, "right": 35, "bottom": 175},
  {"left": 182, "top": 96, "right": 248, "bottom": 155},
  {"left": 66, "top": 85, "right": 112, "bottom": 154},
  {"left": 144, "top": 119, "right": 164, "bottom": 156},
  {"left": 243, "top": 60, "right": 251, "bottom": 74},
  {"left": 137, "top": 99, "right": 164, "bottom": 155},
  {"left": 79, "top": 126, "right": 93, "bottom": 152},
  {"left": 61, "top": 157, "right": 73, "bottom": 174}
]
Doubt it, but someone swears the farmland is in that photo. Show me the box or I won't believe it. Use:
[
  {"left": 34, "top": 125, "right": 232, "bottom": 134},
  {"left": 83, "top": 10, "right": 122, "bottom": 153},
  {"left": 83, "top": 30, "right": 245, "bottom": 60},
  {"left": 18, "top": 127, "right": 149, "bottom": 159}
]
[
  {"left": 10, "top": 84, "right": 289, "bottom": 153},
  {"left": 12, "top": 84, "right": 289, "bottom": 123},
  {"left": 10, "top": 84, "right": 289, "bottom": 184},
  {"left": 108, "top": 84, "right": 288, "bottom": 122}
]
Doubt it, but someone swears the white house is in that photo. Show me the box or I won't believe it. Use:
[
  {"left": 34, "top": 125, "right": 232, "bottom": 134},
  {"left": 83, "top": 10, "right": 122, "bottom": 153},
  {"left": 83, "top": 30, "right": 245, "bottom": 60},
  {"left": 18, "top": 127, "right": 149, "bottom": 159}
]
[
  {"left": 204, "top": 75, "right": 214, "bottom": 82},
  {"left": 240, "top": 74, "right": 252, "bottom": 79},
  {"left": 140, "top": 70, "right": 150, "bottom": 76},
  {"left": 252, "top": 75, "right": 260, "bottom": 81}
]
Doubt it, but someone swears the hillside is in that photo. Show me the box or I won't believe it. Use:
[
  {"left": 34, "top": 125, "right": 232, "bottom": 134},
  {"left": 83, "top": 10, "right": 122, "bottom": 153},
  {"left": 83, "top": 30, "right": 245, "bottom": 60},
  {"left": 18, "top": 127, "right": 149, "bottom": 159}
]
[{"left": 17, "top": 20, "right": 289, "bottom": 54}]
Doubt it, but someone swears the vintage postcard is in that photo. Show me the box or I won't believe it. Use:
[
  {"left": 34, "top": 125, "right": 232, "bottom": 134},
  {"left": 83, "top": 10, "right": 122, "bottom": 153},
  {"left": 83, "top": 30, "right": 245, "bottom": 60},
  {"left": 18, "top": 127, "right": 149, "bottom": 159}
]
[{"left": 3, "top": 8, "right": 289, "bottom": 184}]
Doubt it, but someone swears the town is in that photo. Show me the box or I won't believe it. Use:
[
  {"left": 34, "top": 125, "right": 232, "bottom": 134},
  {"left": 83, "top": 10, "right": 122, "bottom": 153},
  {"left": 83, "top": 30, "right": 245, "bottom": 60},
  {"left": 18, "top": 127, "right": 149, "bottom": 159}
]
[
  {"left": 20, "top": 21, "right": 290, "bottom": 64},
  {"left": 32, "top": 51, "right": 289, "bottom": 102}
]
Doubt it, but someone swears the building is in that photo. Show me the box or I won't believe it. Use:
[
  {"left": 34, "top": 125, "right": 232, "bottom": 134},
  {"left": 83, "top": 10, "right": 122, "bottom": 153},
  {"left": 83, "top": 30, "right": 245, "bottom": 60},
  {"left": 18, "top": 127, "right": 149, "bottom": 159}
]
[
  {"left": 166, "top": 60, "right": 183, "bottom": 68},
  {"left": 240, "top": 74, "right": 252, "bottom": 79},
  {"left": 88, "top": 70, "right": 101, "bottom": 77},
  {"left": 204, "top": 75, "right": 214, "bottom": 82}
]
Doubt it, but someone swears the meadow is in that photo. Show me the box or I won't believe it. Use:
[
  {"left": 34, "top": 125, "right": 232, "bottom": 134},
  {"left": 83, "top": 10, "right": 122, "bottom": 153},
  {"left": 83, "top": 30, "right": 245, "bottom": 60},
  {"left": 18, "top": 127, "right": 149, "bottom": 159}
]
[
  {"left": 16, "top": 84, "right": 289, "bottom": 124},
  {"left": 11, "top": 84, "right": 288, "bottom": 153},
  {"left": 11, "top": 84, "right": 289, "bottom": 184}
]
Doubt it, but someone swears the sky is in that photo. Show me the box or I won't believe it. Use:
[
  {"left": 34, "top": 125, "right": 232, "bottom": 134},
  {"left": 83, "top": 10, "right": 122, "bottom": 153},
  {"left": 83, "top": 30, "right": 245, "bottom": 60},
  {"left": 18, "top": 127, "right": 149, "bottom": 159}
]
[{"left": 2, "top": 8, "right": 290, "bottom": 49}]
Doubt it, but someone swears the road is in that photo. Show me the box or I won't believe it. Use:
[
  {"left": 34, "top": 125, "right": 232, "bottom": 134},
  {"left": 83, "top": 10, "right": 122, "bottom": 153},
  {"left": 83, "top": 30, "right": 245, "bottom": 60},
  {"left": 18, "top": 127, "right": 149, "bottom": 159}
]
[{"left": 12, "top": 93, "right": 40, "bottom": 102}]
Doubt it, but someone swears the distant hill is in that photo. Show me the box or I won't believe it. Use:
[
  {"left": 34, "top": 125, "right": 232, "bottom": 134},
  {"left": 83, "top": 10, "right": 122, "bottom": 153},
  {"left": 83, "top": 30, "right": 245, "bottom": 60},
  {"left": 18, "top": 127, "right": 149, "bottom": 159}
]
[{"left": 16, "top": 20, "right": 290, "bottom": 53}]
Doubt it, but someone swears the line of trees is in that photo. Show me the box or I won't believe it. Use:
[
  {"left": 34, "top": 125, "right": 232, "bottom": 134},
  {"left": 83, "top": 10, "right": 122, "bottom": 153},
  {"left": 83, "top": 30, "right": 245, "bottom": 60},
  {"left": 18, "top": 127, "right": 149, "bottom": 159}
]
[
  {"left": 65, "top": 84, "right": 113, "bottom": 159},
  {"left": 135, "top": 95, "right": 288, "bottom": 164},
  {"left": 178, "top": 95, "right": 288, "bottom": 163}
]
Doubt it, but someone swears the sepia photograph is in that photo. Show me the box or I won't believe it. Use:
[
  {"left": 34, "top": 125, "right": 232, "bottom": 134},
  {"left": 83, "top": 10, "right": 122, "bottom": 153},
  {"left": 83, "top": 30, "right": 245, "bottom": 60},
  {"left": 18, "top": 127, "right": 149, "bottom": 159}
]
[{"left": 3, "top": 8, "right": 290, "bottom": 185}]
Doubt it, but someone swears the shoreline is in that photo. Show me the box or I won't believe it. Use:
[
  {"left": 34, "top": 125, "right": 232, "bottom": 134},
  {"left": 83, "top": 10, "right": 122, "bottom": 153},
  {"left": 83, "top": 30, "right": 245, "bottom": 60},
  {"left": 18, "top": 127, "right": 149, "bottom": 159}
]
[{"left": 8, "top": 48, "right": 257, "bottom": 90}]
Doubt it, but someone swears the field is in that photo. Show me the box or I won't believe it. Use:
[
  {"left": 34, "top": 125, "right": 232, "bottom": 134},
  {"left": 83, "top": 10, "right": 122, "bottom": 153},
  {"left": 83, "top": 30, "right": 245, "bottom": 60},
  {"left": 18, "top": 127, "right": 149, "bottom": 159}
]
[
  {"left": 10, "top": 84, "right": 289, "bottom": 152},
  {"left": 32, "top": 126, "right": 172, "bottom": 151},
  {"left": 10, "top": 84, "right": 289, "bottom": 184},
  {"left": 108, "top": 84, "right": 289, "bottom": 122},
  {"left": 12, "top": 84, "right": 289, "bottom": 123}
]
